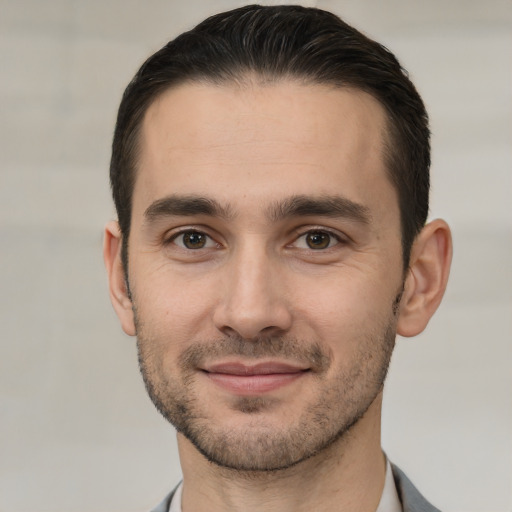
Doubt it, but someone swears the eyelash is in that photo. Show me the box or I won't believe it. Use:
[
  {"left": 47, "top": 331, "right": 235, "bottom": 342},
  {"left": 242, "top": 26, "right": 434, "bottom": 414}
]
[
  {"left": 165, "top": 229, "right": 219, "bottom": 250},
  {"left": 291, "top": 228, "right": 345, "bottom": 250},
  {"left": 164, "top": 227, "right": 346, "bottom": 252}
]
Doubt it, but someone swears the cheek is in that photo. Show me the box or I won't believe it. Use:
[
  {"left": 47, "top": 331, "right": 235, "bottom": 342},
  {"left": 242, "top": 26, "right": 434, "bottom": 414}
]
[
  {"left": 134, "top": 272, "right": 218, "bottom": 344},
  {"left": 292, "top": 271, "right": 397, "bottom": 341}
]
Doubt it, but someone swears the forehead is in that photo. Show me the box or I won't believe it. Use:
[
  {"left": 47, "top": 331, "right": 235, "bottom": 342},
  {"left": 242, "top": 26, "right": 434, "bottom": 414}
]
[{"left": 134, "top": 80, "right": 395, "bottom": 220}]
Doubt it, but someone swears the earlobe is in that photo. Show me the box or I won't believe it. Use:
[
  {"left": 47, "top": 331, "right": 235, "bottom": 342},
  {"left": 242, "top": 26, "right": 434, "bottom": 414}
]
[
  {"left": 103, "top": 221, "right": 136, "bottom": 336},
  {"left": 397, "top": 219, "right": 452, "bottom": 338}
]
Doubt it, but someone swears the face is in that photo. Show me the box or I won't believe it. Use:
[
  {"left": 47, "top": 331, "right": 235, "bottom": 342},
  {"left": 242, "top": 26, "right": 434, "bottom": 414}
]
[{"left": 125, "top": 81, "right": 405, "bottom": 471}]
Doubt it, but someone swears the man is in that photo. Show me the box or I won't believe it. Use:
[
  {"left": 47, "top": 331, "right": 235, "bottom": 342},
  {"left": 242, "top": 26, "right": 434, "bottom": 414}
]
[{"left": 104, "top": 5, "right": 452, "bottom": 512}]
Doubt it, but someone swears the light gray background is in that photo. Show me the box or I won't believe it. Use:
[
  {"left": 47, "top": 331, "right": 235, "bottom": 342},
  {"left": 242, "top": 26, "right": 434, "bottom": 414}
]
[{"left": 1, "top": 1, "right": 511, "bottom": 511}]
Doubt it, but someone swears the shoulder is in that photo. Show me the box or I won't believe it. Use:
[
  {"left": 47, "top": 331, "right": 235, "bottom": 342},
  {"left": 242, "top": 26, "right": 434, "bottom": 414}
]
[
  {"left": 149, "top": 487, "right": 177, "bottom": 512},
  {"left": 151, "top": 468, "right": 441, "bottom": 512},
  {"left": 391, "top": 463, "right": 442, "bottom": 512}
]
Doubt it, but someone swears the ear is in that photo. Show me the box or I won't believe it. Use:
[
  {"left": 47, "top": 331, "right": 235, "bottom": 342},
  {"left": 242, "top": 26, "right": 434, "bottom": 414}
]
[
  {"left": 397, "top": 219, "right": 452, "bottom": 337},
  {"left": 103, "top": 221, "right": 136, "bottom": 336}
]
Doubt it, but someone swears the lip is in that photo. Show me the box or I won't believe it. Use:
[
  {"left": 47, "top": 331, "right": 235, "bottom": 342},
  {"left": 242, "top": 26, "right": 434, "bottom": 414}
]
[{"left": 201, "top": 361, "right": 309, "bottom": 395}]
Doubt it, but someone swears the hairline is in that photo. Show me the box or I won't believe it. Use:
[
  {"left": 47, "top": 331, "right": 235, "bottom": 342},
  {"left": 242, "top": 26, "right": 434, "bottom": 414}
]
[{"left": 121, "top": 74, "right": 409, "bottom": 274}]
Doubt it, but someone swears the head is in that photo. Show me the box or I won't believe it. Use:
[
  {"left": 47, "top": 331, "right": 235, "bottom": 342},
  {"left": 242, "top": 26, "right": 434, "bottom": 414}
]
[
  {"left": 105, "top": 4, "right": 451, "bottom": 473},
  {"left": 110, "top": 4, "right": 430, "bottom": 273}
]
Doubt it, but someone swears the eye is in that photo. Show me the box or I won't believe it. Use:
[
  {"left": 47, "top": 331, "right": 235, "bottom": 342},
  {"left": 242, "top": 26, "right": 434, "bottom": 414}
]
[
  {"left": 171, "top": 230, "right": 216, "bottom": 250},
  {"left": 294, "top": 230, "right": 340, "bottom": 250}
]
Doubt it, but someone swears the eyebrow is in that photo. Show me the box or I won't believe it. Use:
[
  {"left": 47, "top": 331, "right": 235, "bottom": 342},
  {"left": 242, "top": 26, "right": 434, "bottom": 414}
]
[
  {"left": 267, "top": 195, "right": 371, "bottom": 224},
  {"left": 143, "top": 193, "right": 371, "bottom": 225},
  {"left": 144, "top": 195, "right": 233, "bottom": 222}
]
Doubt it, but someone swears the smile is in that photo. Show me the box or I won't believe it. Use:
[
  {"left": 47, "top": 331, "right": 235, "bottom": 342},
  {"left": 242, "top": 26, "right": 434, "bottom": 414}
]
[{"left": 201, "top": 361, "right": 310, "bottom": 395}]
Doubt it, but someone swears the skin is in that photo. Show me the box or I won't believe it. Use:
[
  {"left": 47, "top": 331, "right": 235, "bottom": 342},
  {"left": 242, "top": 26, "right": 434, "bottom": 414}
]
[{"left": 104, "top": 80, "right": 452, "bottom": 512}]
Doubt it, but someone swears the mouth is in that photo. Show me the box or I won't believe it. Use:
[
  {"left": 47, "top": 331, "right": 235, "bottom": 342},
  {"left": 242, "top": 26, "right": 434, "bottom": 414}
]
[{"left": 201, "top": 361, "right": 310, "bottom": 395}]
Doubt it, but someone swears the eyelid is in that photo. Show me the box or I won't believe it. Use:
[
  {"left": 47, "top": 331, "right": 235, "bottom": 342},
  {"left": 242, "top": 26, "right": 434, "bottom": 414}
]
[
  {"left": 161, "top": 224, "right": 349, "bottom": 250},
  {"left": 294, "top": 233, "right": 337, "bottom": 251},
  {"left": 163, "top": 226, "right": 221, "bottom": 248},
  {"left": 291, "top": 226, "right": 349, "bottom": 244}
]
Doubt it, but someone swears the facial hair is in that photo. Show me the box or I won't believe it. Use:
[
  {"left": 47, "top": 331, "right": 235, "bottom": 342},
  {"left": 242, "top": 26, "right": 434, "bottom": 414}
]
[{"left": 135, "top": 312, "right": 397, "bottom": 473}]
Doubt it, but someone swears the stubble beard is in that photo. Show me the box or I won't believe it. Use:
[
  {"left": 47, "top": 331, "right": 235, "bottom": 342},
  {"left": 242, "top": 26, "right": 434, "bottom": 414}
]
[{"left": 135, "top": 313, "right": 397, "bottom": 473}]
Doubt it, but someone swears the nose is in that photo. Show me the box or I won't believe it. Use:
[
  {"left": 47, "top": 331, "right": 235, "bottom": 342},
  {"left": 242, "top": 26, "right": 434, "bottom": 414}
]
[{"left": 213, "top": 241, "right": 293, "bottom": 340}]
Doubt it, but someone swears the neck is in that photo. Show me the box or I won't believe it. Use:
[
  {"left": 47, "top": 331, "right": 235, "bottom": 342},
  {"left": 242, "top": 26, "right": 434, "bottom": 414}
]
[{"left": 177, "top": 394, "right": 386, "bottom": 512}]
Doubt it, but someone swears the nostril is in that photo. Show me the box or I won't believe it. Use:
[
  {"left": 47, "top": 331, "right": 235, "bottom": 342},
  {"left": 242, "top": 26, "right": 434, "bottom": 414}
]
[{"left": 212, "top": 271, "right": 293, "bottom": 340}]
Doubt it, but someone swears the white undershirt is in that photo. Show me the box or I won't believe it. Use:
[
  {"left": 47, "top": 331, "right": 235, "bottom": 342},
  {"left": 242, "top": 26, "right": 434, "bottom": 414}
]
[
  {"left": 378, "top": 459, "right": 403, "bottom": 512},
  {"left": 168, "top": 459, "right": 402, "bottom": 512},
  {"left": 168, "top": 483, "right": 182, "bottom": 512}
]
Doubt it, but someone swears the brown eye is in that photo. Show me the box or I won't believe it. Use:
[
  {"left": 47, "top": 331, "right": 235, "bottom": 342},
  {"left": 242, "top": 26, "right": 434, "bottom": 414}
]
[
  {"left": 305, "top": 231, "right": 332, "bottom": 250},
  {"left": 178, "top": 231, "right": 209, "bottom": 249}
]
